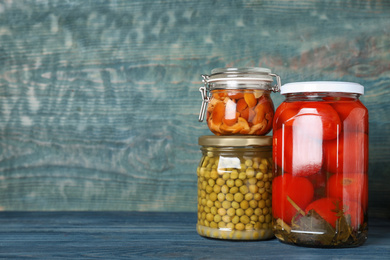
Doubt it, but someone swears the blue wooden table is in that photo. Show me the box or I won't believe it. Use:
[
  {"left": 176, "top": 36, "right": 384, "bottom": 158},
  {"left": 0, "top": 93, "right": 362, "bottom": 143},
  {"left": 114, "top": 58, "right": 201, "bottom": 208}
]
[{"left": 0, "top": 212, "right": 388, "bottom": 259}]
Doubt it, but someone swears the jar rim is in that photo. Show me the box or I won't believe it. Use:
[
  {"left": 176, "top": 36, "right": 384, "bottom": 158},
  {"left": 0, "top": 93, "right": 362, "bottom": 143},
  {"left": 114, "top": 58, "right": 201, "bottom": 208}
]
[
  {"left": 211, "top": 67, "right": 272, "bottom": 75},
  {"left": 281, "top": 81, "right": 364, "bottom": 95},
  {"left": 206, "top": 67, "right": 274, "bottom": 84},
  {"left": 198, "top": 135, "right": 272, "bottom": 147}
]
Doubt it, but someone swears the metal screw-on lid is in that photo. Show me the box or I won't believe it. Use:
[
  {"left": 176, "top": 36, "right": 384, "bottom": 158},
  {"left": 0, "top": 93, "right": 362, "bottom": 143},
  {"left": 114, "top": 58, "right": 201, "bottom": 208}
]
[
  {"left": 207, "top": 67, "right": 273, "bottom": 84},
  {"left": 198, "top": 135, "right": 272, "bottom": 147},
  {"left": 281, "top": 81, "right": 364, "bottom": 95},
  {"left": 202, "top": 67, "right": 281, "bottom": 91}
]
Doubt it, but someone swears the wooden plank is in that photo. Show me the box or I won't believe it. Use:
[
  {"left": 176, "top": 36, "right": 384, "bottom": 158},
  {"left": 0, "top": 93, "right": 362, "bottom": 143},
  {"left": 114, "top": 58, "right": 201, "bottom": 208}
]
[
  {"left": 0, "top": 212, "right": 389, "bottom": 258},
  {"left": 0, "top": 0, "right": 389, "bottom": 215}
]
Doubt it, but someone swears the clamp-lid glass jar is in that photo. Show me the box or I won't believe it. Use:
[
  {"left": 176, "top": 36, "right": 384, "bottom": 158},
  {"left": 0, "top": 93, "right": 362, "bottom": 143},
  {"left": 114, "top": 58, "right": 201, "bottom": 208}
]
[
  {"left": 272, "top": 81, "right": 368, "bottom": 247},
  {"left": 198, "top": 68, "right": 281, "bottom": 136},
  {"left": 197, "top": 135, "right": 274, "bottom": 240}
]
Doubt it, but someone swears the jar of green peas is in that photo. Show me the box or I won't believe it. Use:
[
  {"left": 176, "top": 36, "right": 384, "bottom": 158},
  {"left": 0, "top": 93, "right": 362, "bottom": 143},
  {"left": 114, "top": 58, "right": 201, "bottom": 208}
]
[{"left": 197, "top": 135, "right": 274, "bottom": 240}]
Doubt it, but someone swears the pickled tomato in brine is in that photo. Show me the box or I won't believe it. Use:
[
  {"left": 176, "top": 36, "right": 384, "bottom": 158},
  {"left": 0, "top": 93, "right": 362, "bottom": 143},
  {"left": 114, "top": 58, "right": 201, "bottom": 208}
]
[{"left": 272, "top": 95, "right": 368, "bottom": 247}]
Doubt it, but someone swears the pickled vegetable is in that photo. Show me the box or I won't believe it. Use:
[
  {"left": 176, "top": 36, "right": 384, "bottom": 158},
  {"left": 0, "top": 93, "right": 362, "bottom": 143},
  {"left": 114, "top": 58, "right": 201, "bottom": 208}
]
[
  {"left": 272, "top": 174, "right": 314, "bottom": 225},
  {"left": 197, "top": 148, "right": 274, "bottom": 240},
  {"left": 273, "top": 97, "right": 368, "bottom": 247},
  {"left": 207, "top": 90, "right": 274, "bottom": 136}
]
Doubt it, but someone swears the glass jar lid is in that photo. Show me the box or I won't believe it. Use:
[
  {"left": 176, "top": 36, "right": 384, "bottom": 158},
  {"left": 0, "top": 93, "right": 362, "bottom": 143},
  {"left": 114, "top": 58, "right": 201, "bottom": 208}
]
[
  {"left": 281, "top": 81, "right": 364, "bottom": 95},
  {"left": 202, "top": 67, "right": 281, "bottom": 91},
  {"left": 198, "top": 135, "right": 272, "bottom": 147}
]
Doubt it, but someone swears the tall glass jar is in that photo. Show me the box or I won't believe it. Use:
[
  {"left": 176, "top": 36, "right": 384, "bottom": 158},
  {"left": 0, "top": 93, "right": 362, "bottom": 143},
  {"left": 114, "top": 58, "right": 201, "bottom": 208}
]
[
  {"left": 272, "top": 81, "right": 368, "bottom": 247},
  {"left": 197, "top": 135, "right": 274, "bottom": 240},
  {"left": 198, "top": 67, "right": 280, "bottom": 136}
]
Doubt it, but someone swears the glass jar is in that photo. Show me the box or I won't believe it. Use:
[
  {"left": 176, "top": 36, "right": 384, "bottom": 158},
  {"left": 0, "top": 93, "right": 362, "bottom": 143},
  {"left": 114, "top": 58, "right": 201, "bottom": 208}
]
[
  {"left": 197, "top": 135, "right": 274, "bottom": 240},
  {"left": 272, "top": 81, "right": 368, "bottom": 247},
  {"left": 198, "top": 67, "right": 281, "bottom": 136}
]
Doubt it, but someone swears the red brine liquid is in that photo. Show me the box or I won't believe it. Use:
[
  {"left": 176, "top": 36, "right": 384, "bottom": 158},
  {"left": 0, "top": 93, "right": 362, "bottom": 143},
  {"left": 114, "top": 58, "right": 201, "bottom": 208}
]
[{"left": 272, "top": 90, "right": 368, "bottom": 248}]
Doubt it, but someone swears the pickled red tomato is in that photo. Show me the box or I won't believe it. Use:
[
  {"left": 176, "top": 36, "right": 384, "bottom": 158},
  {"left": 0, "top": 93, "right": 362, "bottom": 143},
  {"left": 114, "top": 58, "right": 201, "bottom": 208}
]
[
  {"left": 343, "top": 200, "right": 364, "bottom": 229},
  {"left": 272, "top": 174, "right": 314, "bottom": 224},
  {"left": 273, "top": 127, "right": 323, "bottom": 177},
  {"left": 306, "top": 170, "right": 327, "bottom": 194},
  {"left": 305, "top": 198, "right": 340, "bottom": 228},
  {"left": 305, "top": 198, "right": 364, "bottom": 229},
  {"left": 323, "top": 132, "right": 368, "bottom": 174},
  {"left": 331, "top": 100, "right": 368, "bottom": 134},
  {"left": 273, "top": 102, "right": 301, "bottom": 130},
  {"left": 295, "top": 103, "right": 341, "bottom": 140},
  {"left": 327, "top": 173, "right": 368, "bottom": 210}
]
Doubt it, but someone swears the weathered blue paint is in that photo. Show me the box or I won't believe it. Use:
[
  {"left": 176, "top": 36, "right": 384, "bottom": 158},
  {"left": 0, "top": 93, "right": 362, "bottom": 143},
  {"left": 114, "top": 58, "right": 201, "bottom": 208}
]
[
  {"left": 0, "top": 212, "right": 388, "bottom": 258},
  {"left": 0, "top": 0, "right": 389, "bottom": 216}
]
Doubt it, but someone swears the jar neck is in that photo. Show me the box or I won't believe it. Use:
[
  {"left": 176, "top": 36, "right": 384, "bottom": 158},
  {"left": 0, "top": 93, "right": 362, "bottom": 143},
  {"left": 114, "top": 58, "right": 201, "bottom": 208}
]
[
  {"left": 284, "top": 92, "right": 361, "bottom": 102},
  {"left": 201, "top": 146, "right": 271, "bottom": 153},
  {"left": 210, "top": 81, "right": 272, "bottom": 90}
]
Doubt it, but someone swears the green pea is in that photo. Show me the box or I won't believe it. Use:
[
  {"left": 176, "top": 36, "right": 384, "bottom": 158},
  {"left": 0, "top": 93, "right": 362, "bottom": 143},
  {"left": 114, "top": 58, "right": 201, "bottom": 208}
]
[
  {"left": 232, "top": 215, "right": 240, "bottom": 224},
  {"left": 213, "top": 185, "right": 221, "bottom": 193},
  {"left": 245, "top": 193, "right": 253, "bottom": 201},
  {"left": 246, "top": 168, "right": 255, "bottom": 178},
  {"left": 206, "top": 213, "right": 214, "bottom": 222},
  {"left": 218, "top": 208, "right": 226, "bottom": 216},
  {"left": 222, "top": 172, "right": 230, "bottom": 180},
  {"left": 240, "top": 200, "right": 249, "bottom": 210},
  {"left": 239, "top": 185, "right": 249, "bottom": 194},
  {"left": 229, "top": 187, "right": 238, "bottom": 194},
  {"left": 256, "top": 172, "right": 264, "bottom": 180},
  {"left": 221, "top": 185, "right": 229, "bottom": 194},
  {"left": 235, "top": 179, "right": 243, "bottom": 187},
  {"left": 217, "top": 193, "right": 225, "bottom": 202},
  {"left": 235, "top": 223, "right": 245, "bottom": 231},
  {"left": 234, "top": 193, "right": 244, "bottom": 203},
  {"left": 210, "top": 170, "right": 218, "bottom": 180},
  {"left": 240, "top": 215, "right": 250, "bottom": 224},
  {"left": 230, "top": 170, "right": 238, "bottom": 179},
  {"left": 239, "top": 172, "right": 247, "bottom": 180},
  {"left": 245, "top": 159, "right": 253, "bottom": 168},
  {"left": 226, "top": 179, "right": 235, "bottom": 188},
  {"left": 245, "top": 208, "right": 254, "bottom": 217},
  {"left": 226, "top": 193, "right": 234, "bottom": 202},
  {"left": 258, "top": 200, "right": 265, "bottom": 209},
  {"left": 214, "top": 214, "right": 222, "bottom": 223},
  {"left": 231, "top": 201, "right": 240, "bottom": 209},
  {"left": 236, "top": 208, "right": 244, "bottom": 217},
  {"left": 227, "top": 208, "right": 235, "bottom": 217},
  {"left": 222, "top": 215, "right": 231, "bottom": 223},
  {"left": 222, "top": 201, "right": 231, "bottom": 209},
  {"left": 216, "top": 178, "right": 225, "bottom": 186}
]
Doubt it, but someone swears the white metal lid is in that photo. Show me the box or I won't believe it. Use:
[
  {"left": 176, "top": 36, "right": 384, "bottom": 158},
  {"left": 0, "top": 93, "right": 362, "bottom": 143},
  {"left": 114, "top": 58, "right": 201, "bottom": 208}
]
[{"left": 280, "top": 81, "right": 364, "bottom": 95}]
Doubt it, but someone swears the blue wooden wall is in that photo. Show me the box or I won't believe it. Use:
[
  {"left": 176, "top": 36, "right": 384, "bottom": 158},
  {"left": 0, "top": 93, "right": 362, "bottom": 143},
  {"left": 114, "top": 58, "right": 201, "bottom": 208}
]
[{"left": 0, "top": 0, "right": 389, "bottom": 217}]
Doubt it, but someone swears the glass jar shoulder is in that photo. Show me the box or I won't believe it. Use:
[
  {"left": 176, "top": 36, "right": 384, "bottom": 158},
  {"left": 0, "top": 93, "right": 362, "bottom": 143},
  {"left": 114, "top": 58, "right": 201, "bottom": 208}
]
[{"left": 273, "top": 99, "right": 367, "bottom": 132}]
